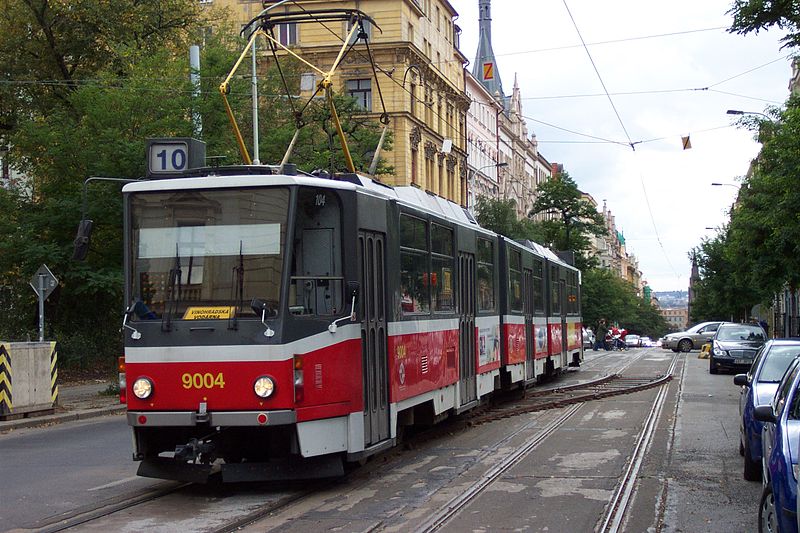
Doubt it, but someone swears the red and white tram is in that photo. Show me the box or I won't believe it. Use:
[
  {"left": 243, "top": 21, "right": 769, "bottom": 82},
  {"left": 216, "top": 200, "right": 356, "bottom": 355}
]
[{"left": 116, "top": 165, "right": 582, "bottom": 482}]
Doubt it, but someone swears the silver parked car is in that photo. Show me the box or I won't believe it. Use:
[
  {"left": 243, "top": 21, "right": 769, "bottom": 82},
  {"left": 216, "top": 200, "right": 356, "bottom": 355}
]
[{"left": 662, "top": 321, "right": 724, "bottom": 352}]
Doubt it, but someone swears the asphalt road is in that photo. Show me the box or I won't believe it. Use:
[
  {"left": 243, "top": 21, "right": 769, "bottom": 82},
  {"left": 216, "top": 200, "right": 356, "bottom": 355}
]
[
  {"left": 0, "top": 415, "right": 162, "bottom": 531},
  {"left": 0, "top": 348, "right": 764, "bottom": 532}
]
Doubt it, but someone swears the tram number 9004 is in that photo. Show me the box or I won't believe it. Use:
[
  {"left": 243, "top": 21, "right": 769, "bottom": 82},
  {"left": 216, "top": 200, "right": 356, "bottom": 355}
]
[{"left": 182, "top": 372, "right": 225, "bottom": 390}]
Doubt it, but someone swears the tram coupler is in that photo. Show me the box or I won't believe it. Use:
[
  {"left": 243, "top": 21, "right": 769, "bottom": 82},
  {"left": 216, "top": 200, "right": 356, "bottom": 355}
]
[{"left": 174, "top": 438, "right": 216, "bottom": 462}]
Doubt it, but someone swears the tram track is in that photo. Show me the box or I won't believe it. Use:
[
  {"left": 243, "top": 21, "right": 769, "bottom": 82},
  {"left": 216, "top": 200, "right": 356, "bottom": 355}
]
[
  {"left": 36, "top": 481, "right": 189, "bottom": 532},
  {"left": 598, "top": 352, "right": 681, "bottom": 533},
  {"left": 411, "top": 351, "right": 681, "bottom": 533},
  {"left": 36, "top": 352, "right": 679, "bottom": 533}
]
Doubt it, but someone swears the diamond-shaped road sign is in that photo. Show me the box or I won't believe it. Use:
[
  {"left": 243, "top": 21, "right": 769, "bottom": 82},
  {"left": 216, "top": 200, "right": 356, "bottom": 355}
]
[{"left": 29, "top": 264, "right": 59, "bottom": 301}]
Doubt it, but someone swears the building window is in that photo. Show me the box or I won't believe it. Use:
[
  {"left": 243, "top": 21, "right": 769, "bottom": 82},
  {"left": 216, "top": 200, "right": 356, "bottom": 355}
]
[
  {"left": 411, "top": 148, "right": 418, "bottom": 184},
  {"left": 278, "top": 23, "right": 297, "bottom": 46},
  {"left": 346, "top": 79, "right": 372, "bottom": 111},
  {"left": 408, "top": 22, "right": 414, "bottom": 43},
  {"left": 347, "top": 18, "right": 371, "bottom": 43}
]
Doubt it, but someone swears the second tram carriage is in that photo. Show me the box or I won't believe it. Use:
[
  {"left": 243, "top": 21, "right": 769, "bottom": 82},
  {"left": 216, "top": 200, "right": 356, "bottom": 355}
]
[{"left": 118, "top": 165, "right": 582, "bottom": 482}]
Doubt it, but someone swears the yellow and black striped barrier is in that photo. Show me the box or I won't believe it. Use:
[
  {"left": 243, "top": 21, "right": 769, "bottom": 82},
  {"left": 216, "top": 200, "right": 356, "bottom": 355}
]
[
  {"left": 0, "top": 344, "right": 11, "bottom": 415},
  {"left": 50, "top": 342, "right": 58, "bottom": 405}
]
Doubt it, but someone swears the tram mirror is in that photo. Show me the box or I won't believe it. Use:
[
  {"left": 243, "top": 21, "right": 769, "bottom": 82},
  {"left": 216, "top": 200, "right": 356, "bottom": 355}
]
[
  {"left": 347, "top": 281, "right": 360, "bottom": 301},
  {"left": 72, "top": 219, "right": 94, "bottom": 261},
  {"left": 250, "top": 298, "right": 276, "bottom": 318}
]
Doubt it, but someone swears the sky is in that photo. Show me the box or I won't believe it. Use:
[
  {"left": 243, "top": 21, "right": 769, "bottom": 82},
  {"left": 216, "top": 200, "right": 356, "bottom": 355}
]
[{"left": 447, "top": 0, "right": 792, "bottom": 292}]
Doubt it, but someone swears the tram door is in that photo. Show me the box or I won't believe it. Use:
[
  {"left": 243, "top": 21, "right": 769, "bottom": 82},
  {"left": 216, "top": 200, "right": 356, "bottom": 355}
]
[
  {"left": 458, "top": 252, "right": 477, "bottom": 406},
  {"left": 560, "top": 280, "right": 568, "bottom": 364},
  {"left": 358, "top": 231, "right": 389, "bottom": 446},
  {"left": 523, "top": 268, "right": 535, "bottom": 381}
]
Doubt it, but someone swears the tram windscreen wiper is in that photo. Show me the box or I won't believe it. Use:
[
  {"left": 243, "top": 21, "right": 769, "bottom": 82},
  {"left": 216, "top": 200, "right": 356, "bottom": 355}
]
[
  {"left": 162, "top": 243, "right": 182, "bottom": 331},
  {"left": 229, "top": 240, "right": 244, "bottom": 330}
]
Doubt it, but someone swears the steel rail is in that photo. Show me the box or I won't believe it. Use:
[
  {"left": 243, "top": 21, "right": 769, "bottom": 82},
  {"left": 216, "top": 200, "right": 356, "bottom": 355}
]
[
  {"left": 598, "top": 352, "right": 680, "bottom": 533},
  {"left": 413, "top": 403, "right": 584, "bottom": 533},
  {"left": 36, "top": 482, "right": 189, "bottom": 532}
]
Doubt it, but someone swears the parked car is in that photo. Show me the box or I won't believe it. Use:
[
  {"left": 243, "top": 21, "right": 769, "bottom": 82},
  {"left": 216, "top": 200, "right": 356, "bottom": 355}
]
[
  {"left": 734, "top": 339, "right": 800, "bottom": 481},
  {"left": 709, "top": 322, "right": 767, "bottom": 374},
  {"left": 753, "top": 356, "right": 800, "bottom": 533},
  {"left": 662, "top": 321, "right": 724, "bottom": 353},
  {"left": 641, "top": 336, "right": 653, "bottom": 347},
  {"left": 625, "top": 334, "right": 641, "bottom": 348}
]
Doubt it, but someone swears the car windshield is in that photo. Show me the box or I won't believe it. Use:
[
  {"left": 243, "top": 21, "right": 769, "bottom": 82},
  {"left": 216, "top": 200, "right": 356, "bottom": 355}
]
[
  {"left": 758, "top": 345, "right": 800, "bottom": 383},
  {"left": 716, "top": 325, "right": 766, "bottom": 342}
]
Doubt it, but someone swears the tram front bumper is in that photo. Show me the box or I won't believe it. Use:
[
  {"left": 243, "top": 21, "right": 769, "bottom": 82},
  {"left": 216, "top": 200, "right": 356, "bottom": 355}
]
[{"left": 127, "top": 410, "right": 296, "bottom": 427}]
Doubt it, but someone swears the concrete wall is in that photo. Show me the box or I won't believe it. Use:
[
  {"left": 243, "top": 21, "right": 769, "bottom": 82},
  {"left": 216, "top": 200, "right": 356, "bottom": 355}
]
[{"left": 0, "top": 341, "right": 57, "bottom": 415}]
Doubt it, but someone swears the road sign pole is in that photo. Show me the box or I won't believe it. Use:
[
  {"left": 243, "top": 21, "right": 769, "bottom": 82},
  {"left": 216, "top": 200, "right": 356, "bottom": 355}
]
[{"left": 38, "top": 273, "right": 45, "bottom": 342}]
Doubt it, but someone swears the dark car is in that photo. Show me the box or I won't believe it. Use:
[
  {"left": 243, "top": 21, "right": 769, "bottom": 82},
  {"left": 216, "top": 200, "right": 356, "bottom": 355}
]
[
  {"left": 734, "top": 339, "right": 800, "bottom": 481},
  {"left": 709, "top": 323, "right": 767, "bottom": 374},
  {"left": 754, "top": 357, "right": 800, "bottom": 533}
]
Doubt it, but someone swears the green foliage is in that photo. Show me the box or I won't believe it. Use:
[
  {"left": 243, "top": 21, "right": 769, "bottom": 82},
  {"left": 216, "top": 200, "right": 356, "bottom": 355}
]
[
  {"left": 528, "top": 172, "right": 607, "bottom": 259},
  {"left": 702, "top": 96, "right": 800, "bottom": 318},
  {"left": 728, "top": 0, "right": 800, "bottom": 49},
  {"left": 582, "top": 268, "right": 668, "bottom": 338},
  {"left": 0, "top": 2, "right": 392, "bottom": 369}
]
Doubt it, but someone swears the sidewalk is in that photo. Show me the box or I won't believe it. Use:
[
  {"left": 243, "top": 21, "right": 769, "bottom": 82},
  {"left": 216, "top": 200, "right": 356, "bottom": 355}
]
[{"left": 0, "top": 379, "right": 126, "bottom": 433}]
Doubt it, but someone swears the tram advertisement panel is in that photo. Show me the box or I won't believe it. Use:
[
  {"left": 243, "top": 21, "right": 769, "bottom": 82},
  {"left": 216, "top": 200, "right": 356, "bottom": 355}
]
[
  {"left": 566, "top": 321, "right": 582, "bottom": 351},
  {"left": 548, "top": 322, "right": 563, "bottom": 356},
  {"left": 534, "top": 319, "right": 548, "bottom": 359},
  {"left": 476, "top": 316, "right": 500, "bottom": 371}
]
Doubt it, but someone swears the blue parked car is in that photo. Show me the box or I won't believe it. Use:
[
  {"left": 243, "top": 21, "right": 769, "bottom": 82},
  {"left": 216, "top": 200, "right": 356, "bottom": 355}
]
[
  {"left": 735, "top": 339, "right": 800, "bottom": 481},
  {"left": 754, "top": 356, "right": 800, "bottom": 533}
]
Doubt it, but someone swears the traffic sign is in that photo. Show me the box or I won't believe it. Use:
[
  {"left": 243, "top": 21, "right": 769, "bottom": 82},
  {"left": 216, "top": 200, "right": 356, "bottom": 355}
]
[{"left": 29, "top": 264, "right": 59, "bottom": 301}]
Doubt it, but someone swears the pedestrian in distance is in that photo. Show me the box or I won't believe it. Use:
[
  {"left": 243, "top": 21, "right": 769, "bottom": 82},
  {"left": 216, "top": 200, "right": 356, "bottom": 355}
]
[{"left": 594, "top": 318, "right": 609, "bottom": 351}]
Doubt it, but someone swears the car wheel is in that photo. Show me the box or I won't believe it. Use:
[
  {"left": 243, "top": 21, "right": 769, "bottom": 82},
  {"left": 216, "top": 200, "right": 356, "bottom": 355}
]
[
  {"left": 678, "top": 339, "right": 693, "bottom": 352},
  {"left": 759, "top": 484, "right": 777, "bottom": 533},
  {"left": 671, "top": 348, "right": 679, "bottom": 353},
  {"left": 743, "top": 438, "right": 762, "bottom": 481},
  {"left": 709, "top": 356, "right": 718, "bottom": 374}
]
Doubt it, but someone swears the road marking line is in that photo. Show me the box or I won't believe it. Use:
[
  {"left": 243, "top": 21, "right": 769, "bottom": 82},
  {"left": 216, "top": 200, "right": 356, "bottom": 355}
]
[{"left": 88, "top": 476, "right": 140, "bottom": 491}]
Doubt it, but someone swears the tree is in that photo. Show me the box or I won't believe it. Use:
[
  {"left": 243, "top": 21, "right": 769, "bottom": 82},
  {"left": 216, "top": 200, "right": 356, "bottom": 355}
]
[
  {"left": 528, "top": 171, "right": 606, "bottom": 270},
  {"left": 689, "top": 228, "right": 764, "bottom": 323},
  {"left": 728, "top": 0, "right": 800, "bottom": 49},
  {"left": 582, "top": 268, "right": 668, "bottom": 338},
  {"left": 0, "top": 5, "right": 393, "bottom": 368}
]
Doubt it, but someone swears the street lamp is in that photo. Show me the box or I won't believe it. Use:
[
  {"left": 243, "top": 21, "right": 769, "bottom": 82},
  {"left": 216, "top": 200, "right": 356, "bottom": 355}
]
[
  {"left": 711, "top": 182, "right": 740, "bottom": 188},
  {"left": 726, "top": 109, "right": 771, "bottom": 121},
  {"left": 468, "top": 162, "right": 508, "bottom": 210}
]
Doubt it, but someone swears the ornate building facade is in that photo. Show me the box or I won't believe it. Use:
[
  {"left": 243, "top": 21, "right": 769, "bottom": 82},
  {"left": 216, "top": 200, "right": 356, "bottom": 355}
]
[{"left": 213, "top": 0, "right": 471, "bottom": 205}]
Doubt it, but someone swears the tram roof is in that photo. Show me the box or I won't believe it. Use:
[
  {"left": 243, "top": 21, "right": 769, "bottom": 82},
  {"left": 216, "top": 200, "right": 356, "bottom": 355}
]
[{"left": 123, "top": 169, "right": 569, "bottom": 253}]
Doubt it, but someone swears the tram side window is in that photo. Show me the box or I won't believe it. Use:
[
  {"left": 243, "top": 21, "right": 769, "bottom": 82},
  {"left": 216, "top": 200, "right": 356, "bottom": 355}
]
[
  {"left": 400, "top": 215, "right": 430, "bottom": 315},
  {"left": 533, "top": 260, "right": 544, "bottom": 314},
  {"left": 477, "top": 237, "right": 495, "bottom": 312},
  {"left": 550, "top": 266, "right": 561, "bottom": 315},
  {"left": 289, "top": 189, "right": 343, "bottom": 316},
  {"left": 431, "top": 223, "right": 454, "bottom": 313},
  {"left": 508, "top": 249, "right": 523, "bottom": 312},
  {"left": 567, "top": 271, "right": 578, "bottom": 315}
]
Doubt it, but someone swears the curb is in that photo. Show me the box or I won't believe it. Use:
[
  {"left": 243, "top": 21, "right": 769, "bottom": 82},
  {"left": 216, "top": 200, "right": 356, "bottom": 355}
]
[{"left": 0, "top": 404, "right": 126, "bottom": 433}]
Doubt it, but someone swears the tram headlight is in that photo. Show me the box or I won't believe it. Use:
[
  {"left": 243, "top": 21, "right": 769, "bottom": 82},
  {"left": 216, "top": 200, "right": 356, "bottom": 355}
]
[
  {"left": 254, "top": 376, "right": 276, "bottom": 398},
  {"left": 132, "top": 377, "right": 153, "bottom": 399}
]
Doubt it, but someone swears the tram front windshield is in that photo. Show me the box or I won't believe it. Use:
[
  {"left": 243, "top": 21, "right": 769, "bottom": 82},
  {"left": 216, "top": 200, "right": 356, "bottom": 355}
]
[{"left": 128, "top": 188, "right": 289, "bottom": 321}]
